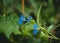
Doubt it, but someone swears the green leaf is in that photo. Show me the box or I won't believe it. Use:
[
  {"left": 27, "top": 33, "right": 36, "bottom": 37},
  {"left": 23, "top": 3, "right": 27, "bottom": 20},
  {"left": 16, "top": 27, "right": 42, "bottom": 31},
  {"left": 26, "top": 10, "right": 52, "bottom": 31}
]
[
  {"left": 37, "top": 4, "right": 42, "bottom": 25},
  {"left": 23, "top": 24, "right": 34, "bottom": 32},
  {"left": 21, "top": 19, "right": 35, "bottom": 36},
  {"left": 47, "top": 25, "right": 54, "bottom": 32},
  {"left": 3, "top": 0, "right": 13, "bottom": 6},
  {"left": 0, "top": 14, "right": 20, "bottom": 38}
]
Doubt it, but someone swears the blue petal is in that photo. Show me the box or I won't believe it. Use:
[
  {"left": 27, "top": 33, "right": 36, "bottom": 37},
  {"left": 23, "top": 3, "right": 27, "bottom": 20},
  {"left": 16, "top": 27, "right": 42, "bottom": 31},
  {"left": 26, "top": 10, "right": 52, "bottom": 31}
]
[
  {"left": 27, "top": 16, "right": 32, "bottom": 22},
  {"left": 33, "top": 29, "right": 38, "bottom": 35},
  {"left": 25, "top": 16, "right": 32, "bottom": 24},
  {"left": 20, "top": 15, "right": 24, "bottom": 20},
  {"left": 19, "top": 15, "right": 26, "bottom": 24},
  {"left": 34, "top": 24, "right": 38, "bottom": 29},
  {"left": 33, "top": 24, "right": 38, "bottom": 35},
  {"left": 19, "top": 20, "right": 23, "bottom": 25}
]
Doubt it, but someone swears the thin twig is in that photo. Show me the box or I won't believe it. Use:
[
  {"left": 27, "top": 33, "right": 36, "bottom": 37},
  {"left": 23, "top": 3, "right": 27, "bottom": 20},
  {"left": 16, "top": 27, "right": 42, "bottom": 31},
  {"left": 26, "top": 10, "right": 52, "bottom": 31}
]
[
  {"left": 53, "top": 24, "right": 60, "bottom": 31},
  {"left": 22, "top": 0, "right": 24, "bottom": 14}
]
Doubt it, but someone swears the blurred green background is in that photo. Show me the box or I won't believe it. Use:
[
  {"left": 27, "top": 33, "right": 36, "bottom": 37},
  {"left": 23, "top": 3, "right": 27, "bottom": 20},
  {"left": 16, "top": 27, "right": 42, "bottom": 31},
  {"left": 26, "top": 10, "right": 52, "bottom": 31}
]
[{"left": 0, "top": 0, "right": 60, "bottom": 43}]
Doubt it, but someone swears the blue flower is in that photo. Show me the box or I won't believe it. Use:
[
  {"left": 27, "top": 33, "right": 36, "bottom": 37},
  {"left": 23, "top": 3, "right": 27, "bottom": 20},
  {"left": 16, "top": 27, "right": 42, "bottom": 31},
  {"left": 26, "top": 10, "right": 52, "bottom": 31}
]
[
  {"left": 26, "top": 16, "right": 32, "bottom": 23},
  {"left": 18, "top": 13, "right": 32, "bottom": 25},
  {"left": 33, "top": 24, "right": 38, "bottom": 35},
  {"left": 28, "top": 16, "right": 32, "bottom": 21},
  {"left": 19, "top": 15, "right": 26, "bottom": 25},
  {"left": 33, "top": 29, "right": 38, "bottom": 35}
]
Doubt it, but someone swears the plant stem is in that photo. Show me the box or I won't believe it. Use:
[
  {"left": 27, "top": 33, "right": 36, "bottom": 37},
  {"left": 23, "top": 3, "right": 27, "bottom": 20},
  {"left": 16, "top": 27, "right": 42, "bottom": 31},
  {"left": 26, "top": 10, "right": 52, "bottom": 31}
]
[
  {"left": 53, "top": 24, "right": 60, "bottom": 31},
  {"left": 38, "top": 24, "right": 60, "bottom": 40},
  {"left": 22, "top": 0, "right": 24, "bottom": 14},
  {"left": 37, "top": 4, "right": 42, "bottom": 25},
  {"left": 36, "top": 3, "right": 60, "bottom": 40}
]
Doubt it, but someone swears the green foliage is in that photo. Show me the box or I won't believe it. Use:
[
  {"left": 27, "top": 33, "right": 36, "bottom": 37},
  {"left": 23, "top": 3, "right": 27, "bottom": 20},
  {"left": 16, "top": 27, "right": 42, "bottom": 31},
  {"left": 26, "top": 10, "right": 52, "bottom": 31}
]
[
  {"left": 0, "top": 0, "right": 60, "bottom": 43},
  {"left": 0, "top": 14, "right": 22, "bottom": 38}
]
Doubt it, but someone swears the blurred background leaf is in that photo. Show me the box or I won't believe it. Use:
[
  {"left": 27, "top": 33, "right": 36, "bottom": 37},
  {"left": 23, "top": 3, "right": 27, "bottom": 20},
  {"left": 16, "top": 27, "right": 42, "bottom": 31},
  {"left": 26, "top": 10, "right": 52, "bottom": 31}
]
[{"left": 0, "top": 0, "right": 60, "bottom": 43}]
